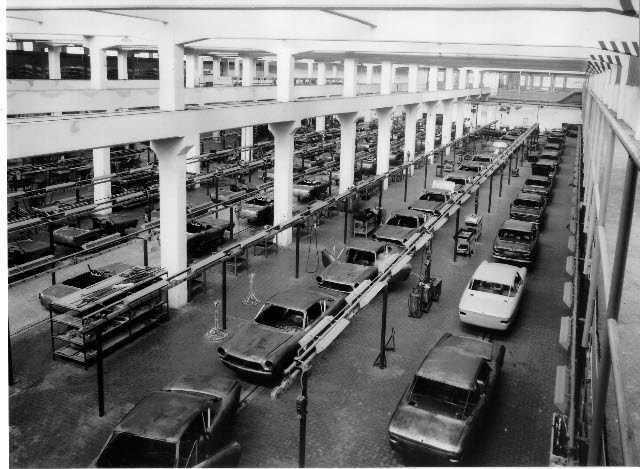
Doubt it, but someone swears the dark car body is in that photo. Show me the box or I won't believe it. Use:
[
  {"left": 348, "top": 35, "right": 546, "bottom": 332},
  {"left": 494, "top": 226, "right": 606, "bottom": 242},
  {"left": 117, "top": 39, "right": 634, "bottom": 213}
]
[
  {"left": 94, "top": 375, "right": 242, "bottom": 468},
  {"left": 510, "top": 192, "right": 546, "bottom": 225},
  {"left": 372, "top": 209, "right": 429, "bottom": 247},
  {"left": 493, "top": 219, "right": 539, "bottom": 264},
  {"left": 539, "top": 149, "right": 561, "bottom": 163},
  {"left": 218, "top": 287, "right": 345, "bottom": 378},
  {"left": 388, "top": 333, "right": 505, "bottom": 463},
  {"left": 543, "top": 142, "right": 563, "bottom": 156},
  {"left": 457, "top": 162, "right": 486, "bottom": 173},
  {"left": 522, "top": 175, "right": 553, "bottom": 200},
  {"left": 444, "top": 171, "right": 475, "bottom": 189},
  {"left": 8, "top": 239, "right": 53, "bottom": 268},
  {"left": 292, "top": 179, "right": 330, "bottom": 201},
  {"left": 408, "top": 188, "right": 452, "bottom": 216},
  {"left": 237, "top": 197, "right": 274, "bottom": 224},
  {"left": 531, "top": 160, "right": 558, "bottom": 180}
]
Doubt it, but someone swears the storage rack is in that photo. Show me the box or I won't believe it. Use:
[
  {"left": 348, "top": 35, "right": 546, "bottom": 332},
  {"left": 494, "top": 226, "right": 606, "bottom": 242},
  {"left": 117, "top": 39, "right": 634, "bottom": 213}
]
[{"left": 49, "top": 266, "right": 167, "bottom": 366}]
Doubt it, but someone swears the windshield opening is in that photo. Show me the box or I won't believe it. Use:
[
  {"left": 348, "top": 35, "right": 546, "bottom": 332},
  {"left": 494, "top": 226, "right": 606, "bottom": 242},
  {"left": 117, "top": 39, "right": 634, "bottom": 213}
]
[
  {"left": 469, "top": 279, "right": 514, "bottom": 297},
  {"left": 256, "top": 305, "right": 305, "bottom": 331},
  {"left": 514, "top": 199, "right": 541, "bottom": 209},
  {"left": 95, "top": 433, "right": 176, "bottom": 468},
  {"left": 386, "top": 215, "right": 419, "bottom": 228},
  {"left": 346, "top": 249, "right": 375, "bottom": 266},
  {"left": 418, "top": 193, "right": 445, "bottom": 203},
  {"left": 498, "top": 229, "right": 532, "bottom": 242},
  {"left": 525, "top": 179, "right": 549, "bottom": 188}
]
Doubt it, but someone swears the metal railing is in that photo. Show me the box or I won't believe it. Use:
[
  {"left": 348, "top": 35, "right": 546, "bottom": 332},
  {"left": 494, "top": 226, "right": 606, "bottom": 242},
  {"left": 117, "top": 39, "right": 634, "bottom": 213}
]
[{"left": 581, "top": 87, "right": 640, "bottom": 465}]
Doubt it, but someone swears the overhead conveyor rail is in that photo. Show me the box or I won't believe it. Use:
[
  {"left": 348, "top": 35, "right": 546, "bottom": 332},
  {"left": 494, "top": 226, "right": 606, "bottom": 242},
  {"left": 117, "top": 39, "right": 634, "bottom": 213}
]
[
  {"left": 581, "top": 89, "right": 640, "bottom": 466},
  {"left": 271, "top": 123, "right": 537, "bottom": 399}
]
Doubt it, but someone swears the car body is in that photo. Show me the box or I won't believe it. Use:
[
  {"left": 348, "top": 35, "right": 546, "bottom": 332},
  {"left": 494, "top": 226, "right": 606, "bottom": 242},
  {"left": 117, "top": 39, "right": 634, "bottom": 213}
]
[
  {"left": 408, "top": 188, "right": 452, "bottom": 216},
  {"left": 471, "top": 154, "right": 495, "bottom": 165},
  {"left": 492, "top": 219, "right": 539, "bottom": 264},
  {"left": 543, "top": 142, "right": 563, "bottom": 156},
  {"left": 491, "top": 140, "right": 509, "bottom": 151},
  {"left": 53, "top": 226, "right": 103, "bottom": 248},
  {"left": 458, "top": 260, "right": 527, "bottom": 330},
  {"left": 388, "top": 332, "right": 505, "bottom": 463},
  {"left": 510, "top": 192, "right": 546, "bottom": 225},
  {"left": 94, "top": 375, "right": 242, "bottom": 468},
  {"left": 444, "top": 171, "right": 475, "bottom": 190},
  {"left": 522, "top": 175, "right": 553, "bottom": 200},
  {"left": 372, "top": 209, "right": 430, "bottom": 246},
  {"left": 91, "top": 214, "right": 139, "bottom": 236},
  {"left": 457, "top": 162, "right": 486, "bottom": 173},
  {"left": 539, "top": 149, "right": 561, "bottom": 163},
  {"left": 531, "top": 160, "right": 558, "bottom": 180},
  {"left": 210, "top": 187, "right": 247, "bottom": 204},
  {"left": 236, "top": 197, "right": 274, "bottom": 224},
  {"left": 292, "top": 179, "right": 330, "bottom": 201},
  {"left": 218, "top": 287, "right": 345, "bottom": 378},
  {"left": 8, "top": 239, "right": 53, "bottom": 268}
]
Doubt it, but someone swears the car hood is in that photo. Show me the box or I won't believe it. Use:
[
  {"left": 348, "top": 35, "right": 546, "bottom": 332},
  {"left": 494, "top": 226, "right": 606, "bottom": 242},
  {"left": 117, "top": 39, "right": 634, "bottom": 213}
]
[
  {"left": 409, "top": 200, "right": 442, "bottom": 215},
  {"left": 317, "top": 262, "right": 377, "bottom": 288},
  {"left": 459, "top": 291, "right": 514, "bottom": 319},
  {"left": 494, "top": 239, "right": 532, "bottom": 253},
  {"left": 389, "top": 405, "right": 467, "bottom": 455},
  {"left": 373, "top": 225, "right": 416, "bottom": 245},
  {"left": 224, "top": 322, "right": 293, "bottom": 361},
  {"left": 523, "top": 185, "right": 549, "bottom": 194},
  {"left": 511, "top": 205, "right": 542, "bottom": 215}
]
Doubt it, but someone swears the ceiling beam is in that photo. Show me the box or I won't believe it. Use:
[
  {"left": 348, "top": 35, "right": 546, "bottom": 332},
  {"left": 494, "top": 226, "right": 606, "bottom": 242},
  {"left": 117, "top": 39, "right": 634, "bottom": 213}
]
[
  {"left": 319, "top": 9, "right": 377, "bottom": 28},
  {"left": 7, "top": 15, "right": 43, "bottom": 24},
  {"left": 88, "top": 9, "right": 168, "bottom": 23}
]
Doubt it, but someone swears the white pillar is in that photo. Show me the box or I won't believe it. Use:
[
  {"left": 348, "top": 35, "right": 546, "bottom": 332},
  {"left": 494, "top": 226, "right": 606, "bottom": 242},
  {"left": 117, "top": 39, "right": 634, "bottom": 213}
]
[
  {"left": 151, "top": 137, "right": 191, "bottom": 308},
  {"left": 403, "top": 103, "right": 418, "bottom": 175},
  {"left": 366, "top": 64, "right": 374, "bottom": 84},
  {"left": 316, "top": 116, "right": 326, "bottom": 132},
  {"left": 336, "top": 112, "right": 358, "bottom": 193},
  {"left": 234, "top": 58, "right": 241, "bottom": 77},
  {"left": 241, "top": 56, "right": 254, "bottom": 86},
  {"left": 458, "top": 68, "right": 466, "bottom": 90},
  {"left": 185, "top": 53, "right": 197, "bottom": 88},
  {"left": 85, "top": 37, "right": 107, "bottom": 89},
  {"left": 332, "top": 64, "right": 338, "bottom": 78},
  {"left": 48, "top": 46, "right": 61, "bottom": 80},
  {"left": 158, "top": 37, "right": 185, "bottom": 111},
  {"left": 408, "top": 64, "right": 419, "bottom": 93},
  {"left": 442, "top": 99, "right": 454, "bottom": 155},
  {"left": 428, "top": 67, "right": 438, "bottom": 92},
  {"left": 455, "top": 98, "right": 466, "bottom": 153},
  {"left": 445, "top": 67, "right": 454, "bottom": 90},
  {"left": 307, "top": 61, "right": 314, "bottom": 78},
  {"left": 276, "top": 53, "right": 295, "bottom": 102},
  {"left": 617, "top": 56, "right": 630, "bottom": 120},
  {"left": 343, "top": 58, "right": 358, "bottom": 97},
  {"left": 262, "top": 60, "right": 270, "bottom": 78},
  {"left": 116, "top": 50, "right": 128, "bottom": 80},
  {"left": 317, "top": 62, "right": 326, "bottom": 85},
  {"left": 93, "top": 147, "right": 111, "bottom": 214},
  {"left": 375, "top": 107, "right": 393, "bottom": 190},
  {"left": 241, "top": 127, "right": 253, "bottom": 161},
  {"left": 472, "top": 69, "right": 481, "bottom": 88},
  {"left": 381, "top": 61, "right": 393, "bottom": 95},
  {"left": 268, "top": 120, "right": 299, "bottom": 246},
  {"left": 185, "top": 134, "right": 201, "bottom": 179},
  {"left": 424, "top": 101, "right": 437, "bottom": 164}
]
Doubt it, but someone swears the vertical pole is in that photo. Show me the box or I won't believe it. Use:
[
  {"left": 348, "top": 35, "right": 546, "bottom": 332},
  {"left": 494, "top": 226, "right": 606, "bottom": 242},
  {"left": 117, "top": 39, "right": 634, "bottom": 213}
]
[
  {"left": 508, "top": 157, "right": 512, "bottom": 185},
  {"left": 378, "top": 179, "right": 384, "bottom": 224},
  {"left": 514, "top": 150, "right": 519, "bottom": 169},
  {"left": 51, "top": 271, "right": 56, "bottom": 285},
  {"left": 215, "top": 179, "right": 219, "bottom": 218},
  {"left": 453, "top": 208, "right": 460, "bottom": 262},
  {"left": 8, "top": 327, "right": 14, "bottom": 387},
  {"left": 378, "top": 285, "right": 388, "bottom": 370},
  {"left": 298, "top": 369, "right": 308, "bottom": 468},
  {"left": 295, "top": 224, "right": 301, "bottom": 279},
  {"left": 48, "top": 222, "right": 55, "bottom": 253},
  {"left": 343, "top": 197, "right": 349, "bottom": 245},
  {"left": 488, "top": 174, "right": 494, "bottom": 213},
  {"left": 146, "top": 192, "right": 152, "bottom": 223},
  {"left": 474, "top": 191, "right": 479, "bottom": 215},
  {"left": 229, "top": 208, "right": 234, "bottom": 240},
  {"left": 499, "top": 171, "right": 504, "bottom": 197},
  {"left": 143, "top": 239, "right": 149, "bottom": 267},
  {"left": 75, "top": 187, "right": 81, "bottom": 204},
  {"left": 96, "top": 327, "right": 105, "bottom": 417},
  {"left": 221, "top": 261, "right": 227, "bottom": 330},
  {"left": 403, "top": 167, "right": 409, "bottom": 202},
  {"left": 328, "top": 170, "right": 333, "bottom": 196},
  {"left": 424, "top": 153, "right": 429, "bottom": 189}
]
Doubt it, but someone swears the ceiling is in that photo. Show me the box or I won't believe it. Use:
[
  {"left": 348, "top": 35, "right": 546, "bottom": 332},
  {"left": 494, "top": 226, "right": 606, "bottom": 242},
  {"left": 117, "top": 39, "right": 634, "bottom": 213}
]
[{"left": 6, "top": 0, "right": 640, "bottom": 75}]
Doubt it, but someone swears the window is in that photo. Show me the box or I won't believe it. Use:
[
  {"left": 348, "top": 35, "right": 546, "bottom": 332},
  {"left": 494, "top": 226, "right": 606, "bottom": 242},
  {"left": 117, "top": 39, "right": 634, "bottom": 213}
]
[
  {"left": 565, "top": 76, "right": 585, "bottom": 89},
  {"left": 306, "top": 303, "right": 322, "bottom": 324},
  {"left": 532, "top": 75, "right": 541, "bottom": 88},
  {"left": 96, "top": 433, "right": 176, "bottom": 468},
  {"left": 541, "top": 75, "right": 551, "bottom": 90},
  {"left": 554, "top": 76, "right": 565, "bottom": 89},
  {"left": 347, "top": 249, "right": 375, "bottom": 266},
  {"left": 179, "top": 413, "right": 207, "bottom": 467},
  {"left": 520, "top": 74, "right": 527, "bottom": 87}
]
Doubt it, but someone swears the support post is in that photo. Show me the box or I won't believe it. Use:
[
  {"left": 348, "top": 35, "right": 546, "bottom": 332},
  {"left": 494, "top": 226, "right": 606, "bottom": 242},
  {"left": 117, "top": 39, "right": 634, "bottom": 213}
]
[
  {"left": 377, "top": 285, "right": 388, "bottom": 369},
  {"left": 403, "top": 167, "right": 409, "bottom": 202},
  {"left": 474, "top": 191, "right": 479, "bottom": 215},
  {"left": 221, "top": 261, "right": 227, "bottom": 330},
  {"left": 508, "top": 157, "right": 512, "bottom": 185},
  {"left": 215, "top": 179, "right": 219, "bottom": 216},
  {"left": 424, "top": 154, "right": 429, "bottom": 189},
  {"left": 295, "top": 224, "right": 301, "bottom": 279},
  {"left": 453, "top": 208, "right": 460, "bottom": 262},
  {"left": 143, "top": 239, "right": 148, "bottom": 267},
  {"left": 488, "top": 174, "right": 493, "bottom": 213},
  {"left": 298, "top": 368, "right": 309, "bottom": 468},
  {"left": 96, "top": 327, "right": 105, "bottom": 417},
  {"left": 499, "top": 170, "right": 504, "bottom": 197},
  {"left": 229, "top": 208, "right": 234, "bottom": 240},
  {"left": 377, "top": 179, "right": 383, "bottom": 224},
  {"left": 8, "top": 328, "right": 14, "bottom": 386},
  {"left": 343, "top": 197, "right": 349, "bottom": 245}
]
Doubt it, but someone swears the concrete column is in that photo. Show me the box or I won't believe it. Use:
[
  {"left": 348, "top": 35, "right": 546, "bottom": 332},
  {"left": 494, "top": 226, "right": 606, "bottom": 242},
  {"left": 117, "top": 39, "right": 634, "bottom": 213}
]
[
  {"left": 455, "top": 98, "right": 466, "bottom": 143},
  {"left": 458, "top": 68, "right": 466, "bottom": 90},
  {"left": 116, "top": 50, "right": 128, "bottom": 80},
  {"left": 317, "top": 62, "right": 326, "bottom": 85},
  {"left": 151, "top": 137, "right": 191, "bottom": 308},
  {"left": 617, "top": 55, "right": 630, "bottom": 121},
  {"left": 428, "top": 67, "right": 438, "bottom": 92},
  {"left": 276, "top": 53, "right": 295, "bottom": 102},
  {"left": 403, "top": 103, "right": 419, "bottom": 175},
  {"left": 408, "top": 64, "right": 419, "bottom": 93},
  {"left": 234, "top": 58, "right": 241, "bottom": 77},
  {"left": 366, "top": 64, "right": 374, "bottom": 84},
  {"left": 268, "top": 120, "right": 299, "bottom": 246},
  {"left": 445, "top": 68, "right": 454, "bottom": 90},
  {"left": 262, "top": 60, "right": 269, "bottom": 78},
  {"left": 185, "top": 53, "right": 197, "bottom": 88},
  {"left": 48, "top": 46, "right": 61, "bottom": 80},
  {"left": 85, "top": 37, "right": 107, "bottom": 89},
  {"left": 306, "top": 61, "right": 314, "bottom": 78},
  {"left": 336, "top": 112, "right": 358, "bottom": 193},
  {"left": 93, "top": 147, "right": 111, "bottom": 214},
  {"left": 241, "top": 56, "right": 254, "bottom": 86},
  {"left": 374, "top": 107, "right": 393, "bottom": 190},
  {"left": 316, "top": 116, "right": 326, "bottom": 132},
  {"left": 185, "top": 134, "right": 201, "bottom": 178},
  {"left": 197, "top": 56, "right": 205, "bottom": 85},
  {"left": 424, "top": 101, "right": 437, "bottom": 163},
  {"left": 472, "top": 69, "right": 481, "bottom": 88},
  {"left": 241, "top": 127, "right": 253, "bottom": 161},
  {"left": 381, "top": 61, "right": 393, "bottom": 95},
  {"left": 442, "top": 99, "right": 454, "bottom": 155},
  {"left": 332, "top": 64, "right": 338, "bottom": 78},
  {"left": 343, "top": 58, "right": 358, "bottom": 97},
  {"left": 158, "top": 37, "right": 185, "bottom": 111}
]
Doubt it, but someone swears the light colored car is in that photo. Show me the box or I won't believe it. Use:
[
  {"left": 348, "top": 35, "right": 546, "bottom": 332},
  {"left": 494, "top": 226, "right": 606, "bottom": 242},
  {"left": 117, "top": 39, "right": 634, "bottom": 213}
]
[{"left": 458, "top": 261, "right": 527, "bottom": 330}]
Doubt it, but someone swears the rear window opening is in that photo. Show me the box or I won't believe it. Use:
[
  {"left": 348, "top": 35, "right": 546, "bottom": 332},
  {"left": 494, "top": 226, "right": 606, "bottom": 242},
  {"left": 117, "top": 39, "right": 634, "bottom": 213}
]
[
  {"left": 514, "top": 199, "right": 542, "bottom": 209},
  {"left": 346, "top": 249, "right": 375, "bottom": 266},
  {"left": 256, "top": 305, "right": 308, "bottom": 331},
  {"left": 498, "top": 229, "right": 532, "bottom": 242},
  {"left": 525, "top": 179, "right": 550, "bottom": 188},
  {"left": 469, "top": 279, "right": 514, "bottom": 297},
  {"left": 418, "top": 193, "right": 446, "bottom": 203},
  {"left": 95, "top": 433, "right": 176, "bottom": 468},
  {"left": 386, "top": 215, "right": 419, "bottom": 228},
  {"left": 408, "top": 377, "right": 477, "bottom": 420}
]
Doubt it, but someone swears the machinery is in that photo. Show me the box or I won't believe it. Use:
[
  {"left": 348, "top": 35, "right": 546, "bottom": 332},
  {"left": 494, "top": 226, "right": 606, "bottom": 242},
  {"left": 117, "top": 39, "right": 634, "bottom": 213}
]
[{"left": 408, "top": 249, "right": 442, "bottom": 318}]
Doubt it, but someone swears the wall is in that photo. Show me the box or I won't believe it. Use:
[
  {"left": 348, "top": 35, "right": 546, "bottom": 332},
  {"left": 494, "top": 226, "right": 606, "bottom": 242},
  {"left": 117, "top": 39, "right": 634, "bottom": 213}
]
[{"left": 479, "top": 103, "right": 582, "bottom": 131}]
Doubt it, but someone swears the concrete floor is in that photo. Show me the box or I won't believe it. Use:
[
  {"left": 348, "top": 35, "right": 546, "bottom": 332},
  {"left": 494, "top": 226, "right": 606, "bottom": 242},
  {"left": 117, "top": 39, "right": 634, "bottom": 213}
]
[{"left": 9, "top": 136, "right": 575, "bottom": 467}]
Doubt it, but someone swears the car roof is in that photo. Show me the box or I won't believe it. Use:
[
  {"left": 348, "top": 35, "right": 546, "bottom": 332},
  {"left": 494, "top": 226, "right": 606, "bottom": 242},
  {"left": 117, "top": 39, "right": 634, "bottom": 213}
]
[
  {"left": 472, "top": 260, "right": 519, "bottom": 286},
  {"left": 268, "top": 288, "right": 329, "bottom": 311},
  {"left": 417, "top": 335, "right": 492, "bottom": 391},
  {"left": 391, "top": 208, "right": 425, "bottom": 218},
  {"left": 501, "top": 219, "right": 535, "bottom": 232},
  {"left": 516, "top": 192, "right": 543, "bottom": 201},
  {"left": 115, "top": 391, "right": 207, "bottom": 442},
  {"left": 447, "top": 170, "right": 475, "bottom": 178}
]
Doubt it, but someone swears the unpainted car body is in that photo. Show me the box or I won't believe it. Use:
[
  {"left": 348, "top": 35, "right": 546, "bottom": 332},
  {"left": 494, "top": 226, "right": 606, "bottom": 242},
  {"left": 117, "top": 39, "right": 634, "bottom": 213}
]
[
  {"left": 510, "top": 192, "right": 546, "bottom": 225},
  {"left": 492, "top": 219, "right": 539, "bottom": 264},
  {"left": 372, "top": 209, "right": 430, "bottom": 247},
  {"left": 408, "top": 188, "right": 452, "bottom": 217}
]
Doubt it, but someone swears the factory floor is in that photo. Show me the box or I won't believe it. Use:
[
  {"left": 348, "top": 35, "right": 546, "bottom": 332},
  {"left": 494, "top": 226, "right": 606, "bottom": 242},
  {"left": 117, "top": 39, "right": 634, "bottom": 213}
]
[{"left": 9, "top": 137, "right": 575, "bottom": 467}]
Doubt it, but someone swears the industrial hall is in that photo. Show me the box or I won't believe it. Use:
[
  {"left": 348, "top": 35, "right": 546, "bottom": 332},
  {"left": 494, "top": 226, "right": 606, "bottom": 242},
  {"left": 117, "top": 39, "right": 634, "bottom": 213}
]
[{"left": 4, "top": 1, "right": 640, "bottom": 467}]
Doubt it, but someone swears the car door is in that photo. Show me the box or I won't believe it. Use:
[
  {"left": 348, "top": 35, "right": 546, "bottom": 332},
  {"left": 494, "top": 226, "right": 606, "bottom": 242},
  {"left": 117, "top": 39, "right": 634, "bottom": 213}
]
[{"left": 178, "top": 412, "right": 209, "bottom": 467}]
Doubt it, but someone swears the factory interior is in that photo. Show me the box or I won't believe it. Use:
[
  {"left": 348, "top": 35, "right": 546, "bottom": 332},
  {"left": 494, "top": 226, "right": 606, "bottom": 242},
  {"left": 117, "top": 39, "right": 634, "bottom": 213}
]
[{"left": 4, "top": 1, "right": 640, "bottom": 467}]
